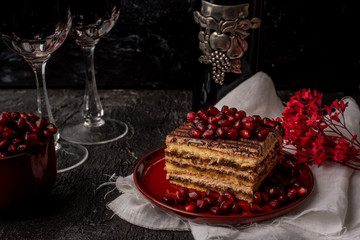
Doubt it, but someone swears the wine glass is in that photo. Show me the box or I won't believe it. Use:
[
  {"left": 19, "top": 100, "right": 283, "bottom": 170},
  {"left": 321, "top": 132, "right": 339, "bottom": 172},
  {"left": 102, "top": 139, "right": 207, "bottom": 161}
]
[
  {"left": 60, "top": 0, "right": 128, "bottom": 145},
  {"left": 0, "top": 0, "right": 88, "bottom": 173}
]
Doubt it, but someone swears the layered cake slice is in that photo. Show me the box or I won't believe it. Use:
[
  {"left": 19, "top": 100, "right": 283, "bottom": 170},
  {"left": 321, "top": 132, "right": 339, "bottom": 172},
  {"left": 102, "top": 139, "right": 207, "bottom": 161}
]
[{"left": 164, "top": 106, "right": 284, "bottom": 202}]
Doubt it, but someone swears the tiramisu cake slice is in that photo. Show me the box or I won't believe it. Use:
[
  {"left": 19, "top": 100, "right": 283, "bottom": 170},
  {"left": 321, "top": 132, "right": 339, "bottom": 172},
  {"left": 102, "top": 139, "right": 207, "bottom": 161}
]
[{"left": 164, "top": 106, "right": 284, "bottom": 202}]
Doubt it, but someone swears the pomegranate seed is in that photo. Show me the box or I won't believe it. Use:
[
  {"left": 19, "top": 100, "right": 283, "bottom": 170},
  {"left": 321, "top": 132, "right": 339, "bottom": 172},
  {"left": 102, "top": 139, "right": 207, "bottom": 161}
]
[
  {"left": 42, "top": 129, "right": 53, "bottom": 139},
  {"left": 161, "top": 196, "right": 176, "bottom": 206},
  {"left": 196, "top": 199, "right": 210, "bottom": 212},
  {"left": 220, "top": 200, "right": 233, "bottom": 214},
  {"left": 197, "top": 109, "right": 208, "bottom": 121},
  {"left": 16, "top": 118, "right": 27, "bottom": 131},
  {"left": 203, "top": 197, "right": 216, "bottom": 207},
  {"left": 8, "top": 144, "right": 17, "bottom": 153},
  {"left": 268, "top": 187, "right": 279, "bottom": 199},
  {"left": 207, "top": 106, "right": 220, "bottom": 115},
  {"left": 188, "top": 191, "right": 202, "bottom": 201},
  {"left": 261, "top": 192, "right": 270, "bottom": 203},
  {"left": 217, "top": 195, "right": 227, "bottom": 206},
  {"left": 287, "top": 189, "right": 298, "bottom": 201},
  {"left": 226, "top": 128, "right": 238, "bottom": 140},
  {"left": 207, "top": 123, "right": 218, "bottom": 131},
  {"left": 297, "top": 187, "right": 308, "bottom": 197},
  {"left": 235, "top": 110, "right": 246, "bottom": 119},
  {"left": 257, "top": 128, "right": 269, "bottom": 141},
  {"left": 249, "top": 203, "right": 265, "bottom": 213},
  {"left": 231, "top": 202, "right": 242, "bottom": 214},
  {"left": 210, "top": 206, "right": 222, "bottom": 215},
  {"left": 213, "top": 113, "right": 226, "bottom": 122},
  {"left": 263, "top": 117, "right": 276, "bottom": 128},
  {"left": 20, "top": 113, "right": 28, "bottom": 118},
  {"left": 221, "top": 105, "right": 229, "bottom": 113},
  {"left": 195, "top": 121, "right": 207, "bottom": 132},
  {"left": 11, "top": 112, "right": 20, "bottom": 119},
  {"left": 26, "top": 121, "right": 39, "bottom": 133},
  {"left": 216, "top": 127, "right": 227, "bottom": 139},
  {"left": 0, "top": 125, "right": 3, "bottom": 133},
  {"left": 240, "top": 129, "right": 252, "bottom": 139},
  {"left": 27, "top": 113, "right": 39, "bottom": 121},
  {"left": 244, "top": 121, "right": 257, "bottom": 130},
  {"left": 187, "top": 112, "right": 197, "bottom": 122},
  {"left": 175, "top": 190, "right": 186, "bottom": 205},
  {"left": 202, "top": 129, "right": 215, "bottom": 139},
  {"left": 268, "top": 200, "right": 281, "bottom": 210},
  {"left": 253, "top": 192, "right": 262, "bottom": 205},
  {"left": 12, "top": 138, "right": 22, "bottom": 145},
  {"left": 36, "top": 117, "right": 48, "bottom": 130},
  {"left": 0, "top": 113, "right": 9, "bottom": 125},
  {"left": 24, "top": 132, "right": 38, "bottom": 145},
  {"left": 225, "top": 107, "right": 237, "bottom": 115},
  {"left": 205, "top": 189, "right": 220, "bottom": 199},
  {"left": 185, "top": 202, "right": 197, "bottom": 212},
  {"left": 253, "top": 115, "right": 262, "bottom": 123},
  {"left": 238, "top": 200, "right": 249, "bottom": 211},
  {"left": 242, "top": 116, "right": 254, "bottom": 123},
  {"left": 218, "top": 119, "right": 232, "bottom": 127},
  {"left": 189, "top": 128, "right": 202, "bottom": 138},
  {"left": 224, "top": 190, "right": 236, "bottom": 202},
  {"left": 227, "top": 115, "right": 236, "bottom": 122},
  {"left": 179, "top": 187, "right": 189, "bottom": 196},
  {"left": 3, "top": 127, "right": 14, "bottom": 139},
  {"left": 0, "top": 139, "right": 10, "bottom": 149},
  {"left": 192, "top": 117, "right": 202, "bottom": 125},
  {"left": 17, "top": 144, "right": 29, "bottom": 153},
  {"left": 46, "top": 123, "right": 57, "bottom": 134},
  {"left": 234, "top": 119, "right": 243, "bottom": 130}
]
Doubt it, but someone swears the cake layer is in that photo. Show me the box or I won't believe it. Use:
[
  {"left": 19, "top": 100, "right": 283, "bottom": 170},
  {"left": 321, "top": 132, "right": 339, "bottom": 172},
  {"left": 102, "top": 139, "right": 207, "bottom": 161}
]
[
  {"left": 165, "top": 148, "right": 281, "bottom": 202},
  {"left": 165, "top": 141, "right": 281, "bottom": 184},
  {"left": 165, "top": 122, "right": 284, "bottom": 164}
]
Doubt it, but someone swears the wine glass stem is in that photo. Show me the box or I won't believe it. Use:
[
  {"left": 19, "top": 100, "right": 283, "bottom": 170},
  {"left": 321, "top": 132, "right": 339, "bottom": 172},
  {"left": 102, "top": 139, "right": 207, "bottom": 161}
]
[
  {"left": 27, "top": 57, "right": 60, "bottom": 145},
  {"left": 82, "top": 46, "right": 104, "bottom": 127}
]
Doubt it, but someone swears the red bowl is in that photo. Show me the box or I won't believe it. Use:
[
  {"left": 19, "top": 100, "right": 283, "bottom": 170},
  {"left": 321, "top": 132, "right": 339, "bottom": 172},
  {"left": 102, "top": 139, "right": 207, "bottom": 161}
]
[{"left": 0, "top": 140, "right": 57, "bottom": 210}]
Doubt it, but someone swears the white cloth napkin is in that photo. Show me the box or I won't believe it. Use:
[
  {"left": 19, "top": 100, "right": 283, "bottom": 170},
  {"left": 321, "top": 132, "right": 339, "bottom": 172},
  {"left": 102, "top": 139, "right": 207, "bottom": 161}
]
[{"left": 107, "top": 72, "right": 360, "bottom": 239}]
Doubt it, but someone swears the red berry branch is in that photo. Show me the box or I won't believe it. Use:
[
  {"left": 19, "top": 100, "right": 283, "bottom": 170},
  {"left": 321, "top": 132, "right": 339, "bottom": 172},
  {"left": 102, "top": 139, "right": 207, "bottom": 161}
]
[{"left": 278, "top": 89, "right": 360, "bottom": 167}]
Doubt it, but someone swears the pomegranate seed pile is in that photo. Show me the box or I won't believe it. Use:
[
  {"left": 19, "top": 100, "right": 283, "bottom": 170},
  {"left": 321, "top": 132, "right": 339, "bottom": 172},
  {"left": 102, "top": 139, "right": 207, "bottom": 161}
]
[
  {"left": 0, "top": 111, "right": 57, "bottom": 158},
  {"left": 161, "top": 156, "right": 308, "bottom": 215},
  {"left": 187, "top": 106, "right": 278, "bottom": 141}
]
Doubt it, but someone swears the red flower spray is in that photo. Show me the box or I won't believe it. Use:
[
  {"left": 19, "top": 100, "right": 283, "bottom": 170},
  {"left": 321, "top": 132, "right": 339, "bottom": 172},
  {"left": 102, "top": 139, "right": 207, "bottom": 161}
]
[{"left": 279, "top": 89, "right": 360, "bottom": 168}]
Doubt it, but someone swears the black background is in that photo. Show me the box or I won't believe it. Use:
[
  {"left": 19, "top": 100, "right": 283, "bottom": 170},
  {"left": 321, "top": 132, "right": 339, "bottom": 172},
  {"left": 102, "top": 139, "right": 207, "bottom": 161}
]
[{"left": 0, "top": 0, "right": 359, "bottom": 94}]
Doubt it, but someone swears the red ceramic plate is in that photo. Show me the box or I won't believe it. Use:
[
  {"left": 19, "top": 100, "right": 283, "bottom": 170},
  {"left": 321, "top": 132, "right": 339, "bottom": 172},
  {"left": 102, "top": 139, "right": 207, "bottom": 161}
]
[{"left": 134, "top": 146, "right": 314, "bottom": 224}]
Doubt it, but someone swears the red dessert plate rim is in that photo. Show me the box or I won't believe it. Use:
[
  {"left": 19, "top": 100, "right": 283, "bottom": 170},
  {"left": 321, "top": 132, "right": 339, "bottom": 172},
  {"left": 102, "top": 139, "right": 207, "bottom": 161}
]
[{"left": 134, "top": 146, "right": 314, "bottom": 224}]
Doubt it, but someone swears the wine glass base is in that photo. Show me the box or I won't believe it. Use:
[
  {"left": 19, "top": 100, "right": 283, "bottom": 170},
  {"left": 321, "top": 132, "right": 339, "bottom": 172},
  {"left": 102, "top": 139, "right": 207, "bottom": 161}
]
[
  {"left": 56, "top": 140, "right": 89, "bottom": 173},
  {"left": 60, "top": 119, "right": 128, "bottom": 145}
]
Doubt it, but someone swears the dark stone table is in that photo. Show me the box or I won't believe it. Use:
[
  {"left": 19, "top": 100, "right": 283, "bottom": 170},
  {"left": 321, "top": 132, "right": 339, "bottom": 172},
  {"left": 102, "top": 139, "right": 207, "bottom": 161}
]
[{"left": 0, "top": 88, "right": 359, "bottom": 239}]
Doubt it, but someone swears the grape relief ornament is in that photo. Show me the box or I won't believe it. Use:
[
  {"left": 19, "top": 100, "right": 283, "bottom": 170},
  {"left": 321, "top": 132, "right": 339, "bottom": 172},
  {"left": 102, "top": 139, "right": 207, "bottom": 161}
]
[{"left": 194, "top": 1, "right": 261, "bottom": 85}]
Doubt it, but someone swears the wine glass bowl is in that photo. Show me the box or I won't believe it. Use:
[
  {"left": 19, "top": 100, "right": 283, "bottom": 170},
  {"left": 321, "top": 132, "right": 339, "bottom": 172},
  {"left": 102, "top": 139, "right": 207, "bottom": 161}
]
[
  {"left": 70, "top": 1, "right": 120, "bottom": 47},
  {"left": 0, "top": 1, "right": 71, "bottom": 61},
  {"left": 61, "top": 0, "right": 128, "bottom": 145}
]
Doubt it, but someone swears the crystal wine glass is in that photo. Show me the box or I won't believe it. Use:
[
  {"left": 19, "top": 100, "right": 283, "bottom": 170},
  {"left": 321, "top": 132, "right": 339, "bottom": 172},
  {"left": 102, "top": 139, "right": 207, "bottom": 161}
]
[
  {"left": 60, "top": 0, "right": 128, "bottom": 145},
  {"left": 0, "top": 0, "right": 88, "bottom": 173}
]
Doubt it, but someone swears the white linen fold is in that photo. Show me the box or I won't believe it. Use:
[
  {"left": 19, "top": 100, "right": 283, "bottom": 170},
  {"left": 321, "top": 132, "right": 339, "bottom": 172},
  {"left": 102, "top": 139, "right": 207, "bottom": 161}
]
[{"left": 107, "top": 72, "right": 360, "bottom": 239}]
